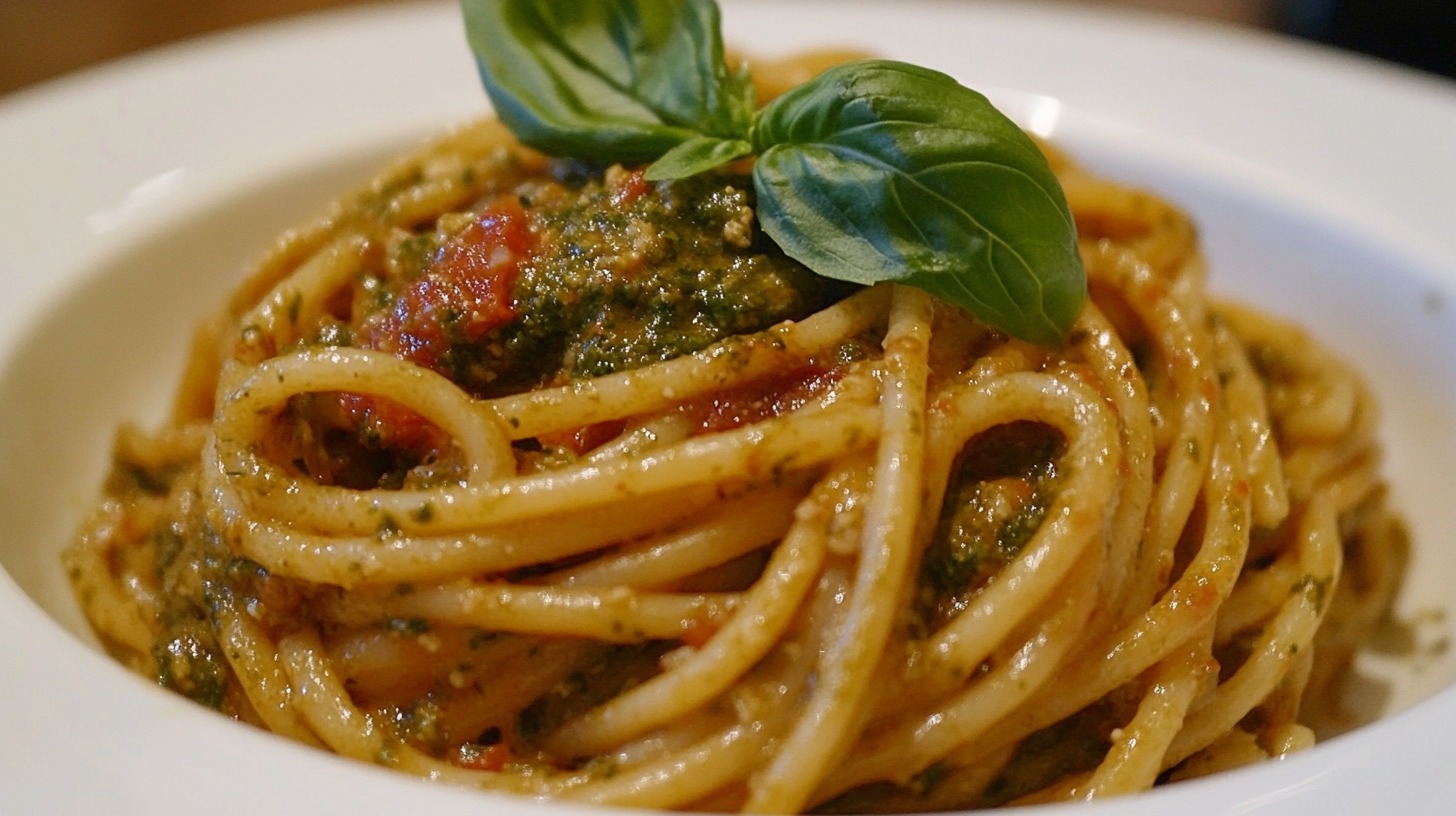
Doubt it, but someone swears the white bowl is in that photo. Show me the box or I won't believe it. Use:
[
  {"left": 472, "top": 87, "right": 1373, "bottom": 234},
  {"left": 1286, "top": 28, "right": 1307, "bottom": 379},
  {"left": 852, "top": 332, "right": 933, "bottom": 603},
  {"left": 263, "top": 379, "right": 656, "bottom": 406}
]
[{"left": 1, "top": 1, "right": 1453, "bottom": 812}]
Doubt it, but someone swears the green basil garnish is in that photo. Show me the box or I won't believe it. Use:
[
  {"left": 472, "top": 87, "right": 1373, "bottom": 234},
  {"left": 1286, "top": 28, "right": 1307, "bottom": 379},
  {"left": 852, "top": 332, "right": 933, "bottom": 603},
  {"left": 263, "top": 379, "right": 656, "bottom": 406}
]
[
  {"left": 462, "top": 0, "right": 1085, "bottom": 344},
  {"left": 463, "top": 0, "right": 754, "bottom": 162},
  {"left": 751, "top": 61, "right": 1084, "bottom": 346}
]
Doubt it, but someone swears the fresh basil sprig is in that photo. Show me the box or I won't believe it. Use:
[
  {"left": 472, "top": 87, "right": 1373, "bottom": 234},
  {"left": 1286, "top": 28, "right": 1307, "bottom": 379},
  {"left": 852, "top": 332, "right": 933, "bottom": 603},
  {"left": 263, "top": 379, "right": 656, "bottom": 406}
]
[
  {"left": 462, "top": 0, "right": 1085, "bottom": 345},
  {"left": 463, "top": 0, "right": 754, "bottom": 163}
]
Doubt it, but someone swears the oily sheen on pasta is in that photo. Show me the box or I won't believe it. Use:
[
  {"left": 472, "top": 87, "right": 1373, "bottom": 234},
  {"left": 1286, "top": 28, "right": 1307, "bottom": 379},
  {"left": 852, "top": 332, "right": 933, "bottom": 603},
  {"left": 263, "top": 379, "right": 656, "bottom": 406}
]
[{"left": 66, "top": 99, "right": 1406, "bottom": 811}]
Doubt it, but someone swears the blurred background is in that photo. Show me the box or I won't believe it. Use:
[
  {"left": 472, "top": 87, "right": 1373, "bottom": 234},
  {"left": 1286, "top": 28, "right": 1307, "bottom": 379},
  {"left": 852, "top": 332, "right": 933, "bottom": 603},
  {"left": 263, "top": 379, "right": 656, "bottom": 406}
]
[{"left": 0, "top": 0, "right": 1451, "bottom": 97}]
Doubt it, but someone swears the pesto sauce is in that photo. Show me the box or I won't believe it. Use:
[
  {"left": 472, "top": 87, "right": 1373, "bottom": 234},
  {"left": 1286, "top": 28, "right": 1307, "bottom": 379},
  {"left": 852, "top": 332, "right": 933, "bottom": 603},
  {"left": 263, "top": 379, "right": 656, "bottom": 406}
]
[
  {"left": 515, "top": 642, "right": 668, "bottom": 746},
  {"left": 916, "top": 422, "right": 1065, "bottom": 628},
  {"left": 978, "top": 698, "right": 1121, "bottom": 806},
  {"left": 421, "top": 164, "right": 830, "bottom": 396},
  {"left": 152, "top": 609, "right": 228, "bottom": 709}
]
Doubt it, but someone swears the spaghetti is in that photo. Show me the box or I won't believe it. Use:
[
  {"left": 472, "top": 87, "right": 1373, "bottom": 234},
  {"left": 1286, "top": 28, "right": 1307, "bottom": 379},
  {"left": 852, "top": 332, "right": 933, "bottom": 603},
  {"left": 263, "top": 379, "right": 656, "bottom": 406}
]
[{"left": 65, "top": 76, "right": 1406, "bottom": 812}]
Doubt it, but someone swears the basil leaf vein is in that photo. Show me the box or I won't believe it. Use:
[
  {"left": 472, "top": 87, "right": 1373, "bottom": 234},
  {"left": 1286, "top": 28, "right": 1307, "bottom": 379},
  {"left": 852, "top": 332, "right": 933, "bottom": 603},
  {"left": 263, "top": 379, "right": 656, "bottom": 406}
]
[
  {"left": 752, "top": 60, "right": 1084, "bottom": 344},
  {"left": 463, "top": 0, "right": 752, "bottom": 162}
]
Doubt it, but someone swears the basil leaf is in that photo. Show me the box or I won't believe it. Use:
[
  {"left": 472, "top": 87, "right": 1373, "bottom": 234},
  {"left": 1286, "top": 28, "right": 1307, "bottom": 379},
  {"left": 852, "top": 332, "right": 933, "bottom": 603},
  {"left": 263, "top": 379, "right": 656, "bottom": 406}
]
[
  {"left": 463, "top": 0, "right": 754, "bottom": 163},
  {"left": 644, "top": 135, "right": 753, "bottom": 181},
  {"left": 751, "top": 60, "right": 1085, "bottom": 344}
]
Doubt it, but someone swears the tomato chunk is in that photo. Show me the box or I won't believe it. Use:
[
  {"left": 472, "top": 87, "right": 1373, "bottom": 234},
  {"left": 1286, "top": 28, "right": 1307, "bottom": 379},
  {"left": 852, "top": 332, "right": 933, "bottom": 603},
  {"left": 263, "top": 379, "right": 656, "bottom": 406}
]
[
  {"left": 364, "top": 196, "right": 534, "bottom": 371},
  {"left": 341, "top": 198, "right": 535, "bottom": 451},
  {"left": 454, "top": 741, "right": 513, "bottom": 772},
  {"left": 334, "top": 392, "right": 444, "bottom": 454}
]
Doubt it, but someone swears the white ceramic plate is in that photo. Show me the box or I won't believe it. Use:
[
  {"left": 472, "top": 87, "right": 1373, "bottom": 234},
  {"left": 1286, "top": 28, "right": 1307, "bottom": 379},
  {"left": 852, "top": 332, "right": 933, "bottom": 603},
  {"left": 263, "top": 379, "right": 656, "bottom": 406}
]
[{"left": 1, "top": 1, "right": 1453, "bottom": 813}]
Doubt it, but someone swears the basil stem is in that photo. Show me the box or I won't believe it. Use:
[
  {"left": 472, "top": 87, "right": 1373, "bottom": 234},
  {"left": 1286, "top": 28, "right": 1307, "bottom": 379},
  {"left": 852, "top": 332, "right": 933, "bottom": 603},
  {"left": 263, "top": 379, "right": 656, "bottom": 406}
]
[{"left": 645, "top": 135, "right": 754, "bottom": 181}]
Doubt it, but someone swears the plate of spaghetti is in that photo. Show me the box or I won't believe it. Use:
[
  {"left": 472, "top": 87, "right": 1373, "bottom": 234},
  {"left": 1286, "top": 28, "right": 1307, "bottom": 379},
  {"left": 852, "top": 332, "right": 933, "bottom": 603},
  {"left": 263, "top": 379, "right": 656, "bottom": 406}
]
[{"left": 1, "top": 0, "right": 1454, "bottom": 813}]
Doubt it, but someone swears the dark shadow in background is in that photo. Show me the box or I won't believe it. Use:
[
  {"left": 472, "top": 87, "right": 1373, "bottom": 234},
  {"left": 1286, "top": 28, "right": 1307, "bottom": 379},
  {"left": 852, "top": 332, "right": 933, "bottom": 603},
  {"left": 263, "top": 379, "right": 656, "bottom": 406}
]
[{"left": 1278, "top": 0, "right": 1456, "bottom": 78}]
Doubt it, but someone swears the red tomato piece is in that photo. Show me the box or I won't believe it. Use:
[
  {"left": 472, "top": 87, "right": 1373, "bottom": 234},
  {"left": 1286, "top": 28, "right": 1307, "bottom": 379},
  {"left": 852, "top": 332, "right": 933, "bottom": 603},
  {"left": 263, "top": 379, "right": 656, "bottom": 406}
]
[
  {"left": 343, "top": 198, "right": 535, "bottom": 451},
  {"left": 335, "top": 392, "right": 444, "bottom": 454},
  {"left": 608, "top": 166, "right": 650, "bottom": 208},
  {"left": 535, "top": 419, "right": 629, "bottom": 457},
  {"left": 365, "top": 196, "right": 534, "bottom": 370},
  {"left": 454, "top": 741, "right": 513, "bottom": 772}
]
